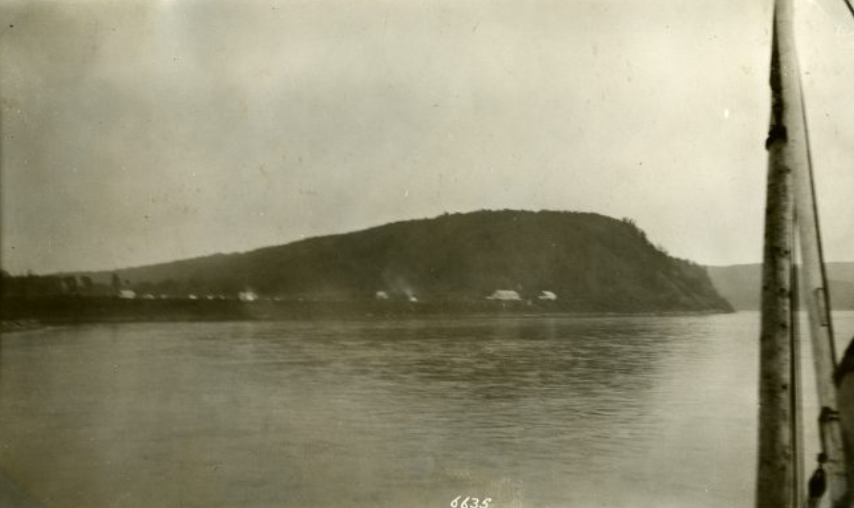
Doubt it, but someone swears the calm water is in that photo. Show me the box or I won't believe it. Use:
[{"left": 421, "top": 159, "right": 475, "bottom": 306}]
[{"left": 1, "top": 312, "right": 854, "bottom": 508}]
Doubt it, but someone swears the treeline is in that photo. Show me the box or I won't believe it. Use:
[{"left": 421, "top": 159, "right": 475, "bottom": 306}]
[
  {"left": 1, "top": 271, "right": 115, "bottom": 298},
  {"left": 0, "top": 271, "right": 244, "bottom": 300},
  {"left": 0, "top": 271, "right": 142, "bottom": 298}
]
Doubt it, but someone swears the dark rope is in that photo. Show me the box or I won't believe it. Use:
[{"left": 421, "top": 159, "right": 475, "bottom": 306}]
[
  {"left": 841, "top": 0, "right": 854, "bottom": 23},
  {"left": 797, "top": 51, "right": 837, "bottom": 358}
]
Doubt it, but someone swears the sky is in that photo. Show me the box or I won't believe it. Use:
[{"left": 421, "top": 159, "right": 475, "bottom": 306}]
[{"left": 1, "top": 0, "right": 852, "bottom": 274}]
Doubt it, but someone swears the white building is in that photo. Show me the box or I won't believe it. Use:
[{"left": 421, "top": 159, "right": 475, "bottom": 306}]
[
  {"left": 538, "top": 291, "right": 558, "bottom": 301},
  {"left": 118, "top": 289, "right": 136, "bottom": 300},
  {"left": 487, "top": 290, "right": 521, "bottom": 301},
  {"left": 238, "top": 290, "right": 259, "bottom": 302}
]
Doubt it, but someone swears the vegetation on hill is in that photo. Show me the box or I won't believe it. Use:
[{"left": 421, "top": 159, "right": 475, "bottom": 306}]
[{"left": 3, "top": 210, "right": 733, "bottom": 313}]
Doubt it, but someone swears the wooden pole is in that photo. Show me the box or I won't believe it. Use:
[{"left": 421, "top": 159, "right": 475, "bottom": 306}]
[
  {"left": 772, "top": 0, "right": 851, "bottom": 502},
  {"left": 756, "top": 1, "right": 797, "bottom": 507},
  {"left": 792, "top": 248, "right": 805, "bottom": 505}
]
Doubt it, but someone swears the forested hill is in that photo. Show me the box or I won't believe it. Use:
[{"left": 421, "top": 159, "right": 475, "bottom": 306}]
[{"left": 72, "top": 210, "right": 732, "bottom": 313}]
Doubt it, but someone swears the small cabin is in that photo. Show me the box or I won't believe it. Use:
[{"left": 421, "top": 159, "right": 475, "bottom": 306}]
[
  {"left": 238, "top": 290, "right": 258, "bottom": 302},
  {"left": 538, "top": 291, "right": 558, "bottom": 301},
  {"left": 487, "top": 290, "right": 522, "bottom": 301},
  {"left": 118, "top": 289, "right": 136, "bottom": 300}
]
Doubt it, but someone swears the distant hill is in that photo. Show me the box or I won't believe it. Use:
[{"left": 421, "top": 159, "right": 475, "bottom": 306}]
[
  {"left": 707, "top": 263, "right": 854, "bottom": 310},
  {"left": 66, "top": 210, "right": 731, "bottom": 313}
]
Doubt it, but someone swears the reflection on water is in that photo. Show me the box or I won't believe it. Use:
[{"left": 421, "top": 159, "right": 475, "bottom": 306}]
[{"left": 1, "top": 312, "right": 853, "bottom": 508}]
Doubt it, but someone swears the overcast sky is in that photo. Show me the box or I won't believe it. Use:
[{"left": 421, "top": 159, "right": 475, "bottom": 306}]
[{"left": 1, "top": 0, "right": 852, "bottom": 274}]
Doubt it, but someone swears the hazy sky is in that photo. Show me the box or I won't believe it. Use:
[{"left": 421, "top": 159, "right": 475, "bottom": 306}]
[{"left": 1, "top": 0, "right": 852, "bottom": 274}]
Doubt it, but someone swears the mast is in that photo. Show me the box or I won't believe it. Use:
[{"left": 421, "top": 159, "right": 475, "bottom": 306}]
[
  {"left": 755, "top": 0, "right": 801, "bottom": 506},
  {"left": 757, "top": 0, "right": 851, "bottom": 506}
]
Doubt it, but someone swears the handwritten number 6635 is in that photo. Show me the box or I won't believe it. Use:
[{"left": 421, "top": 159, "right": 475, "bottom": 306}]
[{"left": 451, "top": 496, "right": 491, "bottom": 508}]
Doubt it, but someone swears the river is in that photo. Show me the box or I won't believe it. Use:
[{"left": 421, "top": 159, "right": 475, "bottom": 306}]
[{"left": 1, "top": 312, "right": 853, "bottom": 508}]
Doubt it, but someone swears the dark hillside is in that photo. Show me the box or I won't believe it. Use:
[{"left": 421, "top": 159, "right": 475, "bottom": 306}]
[{"left": 36, "top": 210, "right": 731, "bottom": 313}]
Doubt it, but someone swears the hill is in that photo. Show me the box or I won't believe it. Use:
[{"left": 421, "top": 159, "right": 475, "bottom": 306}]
[
  {"left": 49, "top": 210, "right": 730, "bottom": 313},
  {"left": 707, "top": 263, "right": 854, "bottom": 310}
]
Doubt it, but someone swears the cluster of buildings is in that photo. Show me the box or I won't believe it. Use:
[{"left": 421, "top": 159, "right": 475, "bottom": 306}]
[
  {"left": 486, "top": 290, "right": 558, "bottom": 302},
  {"left": 373, "top": 289, "right": 558, "bottom": 302},
  {"left": 119, "top": 286, "right": 558, "bottom": 304},
  {"left": 374, "top": 290, "right": 419, "bottom": 302},
  {"left": 117, "top": 289, "right": 260, "bottom": 302}
]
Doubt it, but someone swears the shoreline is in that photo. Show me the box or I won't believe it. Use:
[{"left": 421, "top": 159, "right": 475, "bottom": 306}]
[
  {"left": 0, "top": 296, "right": 734, "bottom": 332},
  {"left": 0, "top": 319, "right": 46, "bottom": 334}
]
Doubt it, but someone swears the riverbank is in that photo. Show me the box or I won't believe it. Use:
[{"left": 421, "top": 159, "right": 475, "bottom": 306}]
[{"left": 0, "top": 295, "right": 732, "bottom": 329}]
